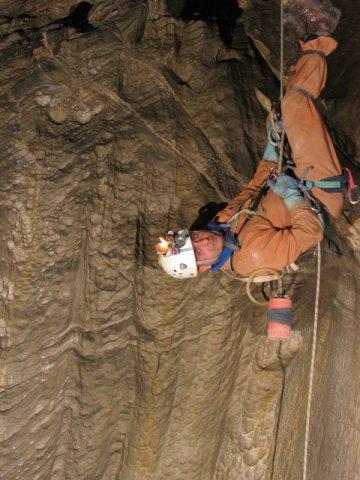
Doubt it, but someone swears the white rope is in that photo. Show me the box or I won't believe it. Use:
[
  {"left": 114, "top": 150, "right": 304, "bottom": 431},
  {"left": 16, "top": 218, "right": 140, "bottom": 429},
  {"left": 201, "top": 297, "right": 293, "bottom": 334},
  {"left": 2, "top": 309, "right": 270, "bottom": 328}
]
[
  {"left": 280, "top": 0, "right": 284, "bottom": 97},
  {"left": 278, "top": 0, "right": 286, "bottom": 174},
  {"left": 277, "top": 6, "right": 322, "bottom": 476},
  {"left": 275, "top": 5, "right": 323, "bottom": 476},
  {"left": 302, "top": 242, "right": 322, "bottom": 480}
]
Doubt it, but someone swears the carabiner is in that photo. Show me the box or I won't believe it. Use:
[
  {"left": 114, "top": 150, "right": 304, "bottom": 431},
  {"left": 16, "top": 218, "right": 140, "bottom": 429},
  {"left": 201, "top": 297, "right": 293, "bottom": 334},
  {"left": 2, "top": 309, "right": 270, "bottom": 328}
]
[
  {"left": 343, "top": 167, "right": 360, "bottom": 205},
  {"left": 268, "top": 167, "right": 278, "bottom": 182},
  {"left": 309, "top": 200, "right": 321, "bottom": 214},
  {"left": 348, "top": 185, "right": 360, "bottom": 205}
]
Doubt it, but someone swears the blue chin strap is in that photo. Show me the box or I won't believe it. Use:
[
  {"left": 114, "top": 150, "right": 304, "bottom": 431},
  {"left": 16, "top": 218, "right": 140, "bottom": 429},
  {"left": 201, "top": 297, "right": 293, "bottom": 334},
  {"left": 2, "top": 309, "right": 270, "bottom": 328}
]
[{"left": 207, "top": 222, "right": 239, "bottom": 272}]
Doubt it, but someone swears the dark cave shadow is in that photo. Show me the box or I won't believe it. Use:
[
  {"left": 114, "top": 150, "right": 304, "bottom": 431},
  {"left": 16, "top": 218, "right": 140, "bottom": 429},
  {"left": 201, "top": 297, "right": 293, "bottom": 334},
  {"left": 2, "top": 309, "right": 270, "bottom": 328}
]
[
  {"left": 189, "top": 201, "right": 227, "bottom": 231},
  {"left": 61, "top": 2, "right": 96, "bottom": 33},
  {"left": 166, "top": 0, "right": 241, "bottom": 46}
]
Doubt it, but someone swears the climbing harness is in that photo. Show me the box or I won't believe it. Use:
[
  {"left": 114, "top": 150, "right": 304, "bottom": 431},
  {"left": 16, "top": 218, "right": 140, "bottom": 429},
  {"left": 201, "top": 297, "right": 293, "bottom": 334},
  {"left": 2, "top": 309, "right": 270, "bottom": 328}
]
[
  {"left": 303, "top": 174, "right": 346, "bottom": 192},
  {"left": 285, "top": 166, "right": 331, "bottom": 225},
  {"left": 295, "top": 165, "right": 360, "bottom": 215},
  {"left": 211, "top": 89, "right": 357, "bottom": 283},
  {"left": 267, "top": 100, "right": 360, "bottom": 214},
  {"left": 268, "top": 72, "right": 360, "bottom": 208},
  {"left": 207, "top": 221, "right": 239, "bottom": 271}
]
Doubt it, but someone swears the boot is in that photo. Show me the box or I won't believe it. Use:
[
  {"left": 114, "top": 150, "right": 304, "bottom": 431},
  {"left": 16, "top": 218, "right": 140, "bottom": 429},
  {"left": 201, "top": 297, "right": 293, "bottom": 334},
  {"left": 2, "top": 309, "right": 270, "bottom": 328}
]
[{"left": 284, "top": 0, "right": 341, "bottom": 37}]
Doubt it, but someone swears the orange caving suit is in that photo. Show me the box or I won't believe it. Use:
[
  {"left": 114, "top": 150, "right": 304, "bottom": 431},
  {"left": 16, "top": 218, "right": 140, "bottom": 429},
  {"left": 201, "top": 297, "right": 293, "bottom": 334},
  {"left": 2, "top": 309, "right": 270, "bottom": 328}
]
[{"left": 217, "top": 36, "right": 344, "bottom": 277}]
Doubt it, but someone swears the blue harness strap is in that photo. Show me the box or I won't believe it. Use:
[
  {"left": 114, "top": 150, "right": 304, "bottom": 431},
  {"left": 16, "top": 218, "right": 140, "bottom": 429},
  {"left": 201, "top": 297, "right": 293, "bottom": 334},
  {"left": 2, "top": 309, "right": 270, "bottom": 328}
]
[
  {"left": 210, "top": 235, "right": 239, "bottom": 272},
  {"left": 207, "top": 222, "right": 239, "bottom": 272},
  {"left": 304, "top": 174, "right": 347, "bottom": 193},
  {"left": 207, "top": 222, "right": 230, "bottom": 234}
]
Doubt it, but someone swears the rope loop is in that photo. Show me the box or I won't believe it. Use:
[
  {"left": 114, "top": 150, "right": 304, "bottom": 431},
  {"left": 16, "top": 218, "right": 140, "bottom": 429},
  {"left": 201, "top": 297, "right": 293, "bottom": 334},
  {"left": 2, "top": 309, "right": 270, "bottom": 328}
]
[{"left": 245, "top": 268, "right": 283, "bottom": 305}]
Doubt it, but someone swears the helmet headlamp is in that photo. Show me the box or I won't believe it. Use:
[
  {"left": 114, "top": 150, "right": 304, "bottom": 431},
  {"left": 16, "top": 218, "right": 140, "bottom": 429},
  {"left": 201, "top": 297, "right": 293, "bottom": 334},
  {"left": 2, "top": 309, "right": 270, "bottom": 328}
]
[{"left": 156, "top": 229, "right": 197, "bottom": 279}]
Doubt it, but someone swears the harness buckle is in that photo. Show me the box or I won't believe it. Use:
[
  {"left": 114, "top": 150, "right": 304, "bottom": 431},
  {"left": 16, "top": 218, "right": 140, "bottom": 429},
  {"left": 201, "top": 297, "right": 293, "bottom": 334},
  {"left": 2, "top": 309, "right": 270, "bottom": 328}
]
[
  {"left": 268, "top": 167, "right": 278, "bottom": 182},
  {"left": 267, "top": 103, "right": 283, "bottom": 147},
  {"left": 295, "top": 177, "right": 322, "bottom": 214},
  {"left": 245, "top": 209, "right": 256, "bottom": 219},
  {"left": 308, "top": 197, "right": 322, "bottom": 214}
]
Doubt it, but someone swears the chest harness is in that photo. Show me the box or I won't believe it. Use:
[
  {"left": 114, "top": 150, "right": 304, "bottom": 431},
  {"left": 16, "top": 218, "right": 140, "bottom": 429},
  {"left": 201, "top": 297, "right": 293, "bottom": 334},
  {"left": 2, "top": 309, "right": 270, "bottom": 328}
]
[{"left": 207, "top": 221, "right": 239, "bottom": 271}]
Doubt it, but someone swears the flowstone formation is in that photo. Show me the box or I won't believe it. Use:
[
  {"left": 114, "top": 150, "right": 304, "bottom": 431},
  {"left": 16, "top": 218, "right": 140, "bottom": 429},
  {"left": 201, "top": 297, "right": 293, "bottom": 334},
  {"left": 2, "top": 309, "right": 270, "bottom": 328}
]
[{"left": 0, "top": 1, "right": 359, "bottom": 479}]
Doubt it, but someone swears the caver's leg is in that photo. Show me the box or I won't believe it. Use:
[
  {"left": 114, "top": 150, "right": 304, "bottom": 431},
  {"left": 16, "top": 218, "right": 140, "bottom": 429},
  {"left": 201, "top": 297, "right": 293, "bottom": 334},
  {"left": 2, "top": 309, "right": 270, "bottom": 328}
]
[{"left": 282, "top": 36, "right": 344, "bottom": 220}]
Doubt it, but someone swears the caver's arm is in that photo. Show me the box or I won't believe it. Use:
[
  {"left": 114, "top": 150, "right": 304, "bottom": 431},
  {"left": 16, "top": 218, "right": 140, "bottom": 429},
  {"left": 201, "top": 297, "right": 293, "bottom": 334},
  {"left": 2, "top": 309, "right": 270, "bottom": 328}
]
[
  {"left": 231, "top": 202, "right": 324, "bottom": 275},
  {"left": 216, "top": 159, "right": 277, "bottom": 223}
]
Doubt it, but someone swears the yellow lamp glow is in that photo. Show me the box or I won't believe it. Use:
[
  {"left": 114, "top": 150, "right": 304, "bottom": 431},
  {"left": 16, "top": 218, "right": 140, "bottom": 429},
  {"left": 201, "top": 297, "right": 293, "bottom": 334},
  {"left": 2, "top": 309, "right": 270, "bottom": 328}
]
[{"left": 156, "top": 236, "right": 172, "bottom": 255}]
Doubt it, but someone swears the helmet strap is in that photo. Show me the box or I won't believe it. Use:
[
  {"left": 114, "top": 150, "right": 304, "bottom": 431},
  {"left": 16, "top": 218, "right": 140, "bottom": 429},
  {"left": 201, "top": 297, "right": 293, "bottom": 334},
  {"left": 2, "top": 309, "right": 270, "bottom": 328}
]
[{"left": 196, "top": 254, "right": 221, "bottom": 266}]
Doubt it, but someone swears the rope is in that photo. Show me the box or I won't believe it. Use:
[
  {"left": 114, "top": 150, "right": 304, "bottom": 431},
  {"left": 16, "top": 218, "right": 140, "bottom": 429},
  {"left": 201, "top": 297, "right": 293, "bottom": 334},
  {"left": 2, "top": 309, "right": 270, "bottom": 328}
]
[
  {"left": 278, "top": 0, "right": 286, "bottom": 174},
  {"left": 228, "top": 207, "right": 270, "bottom": 224},
  {"left": 246, "top": 268, "right": 283, "bottom": 305},
  {"left": 277, "top": 8, "right": 322, "bottom": 477},
  {"left": 220, "top": 267, "right": 283, "bottom": 305},
  {"left": 302, "top": 242, "right": 322, "bottom": 480}
]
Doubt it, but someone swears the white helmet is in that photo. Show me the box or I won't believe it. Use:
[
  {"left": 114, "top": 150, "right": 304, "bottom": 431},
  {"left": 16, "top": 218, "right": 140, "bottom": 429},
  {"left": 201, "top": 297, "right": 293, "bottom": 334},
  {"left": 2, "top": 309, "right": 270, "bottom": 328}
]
[{"left": 157, "top": 229, "right": 198, "bottom": 279}]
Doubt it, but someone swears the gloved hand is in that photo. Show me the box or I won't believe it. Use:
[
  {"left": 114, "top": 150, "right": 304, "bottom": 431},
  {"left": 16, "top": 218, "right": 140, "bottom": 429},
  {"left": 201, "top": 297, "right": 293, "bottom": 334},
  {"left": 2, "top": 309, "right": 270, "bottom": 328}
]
[
  {"left": 214, "top": 211, "right": 232, "bottom": 224},
  {"left": 267, "top": 174, "right": 305, "bottom": 210},
  {"left": 262, "top": 141, "right": 279, "bottom": 162},
  {"left": 266, "top": 112, "right": 284, "bottom": 143}
]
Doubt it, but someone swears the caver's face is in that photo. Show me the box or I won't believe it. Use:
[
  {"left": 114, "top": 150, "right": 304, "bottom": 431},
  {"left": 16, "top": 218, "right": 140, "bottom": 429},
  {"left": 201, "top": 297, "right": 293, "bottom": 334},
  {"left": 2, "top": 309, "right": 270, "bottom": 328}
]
[{"left": 190, "top": 230, "right": 224, "bottom": 274}]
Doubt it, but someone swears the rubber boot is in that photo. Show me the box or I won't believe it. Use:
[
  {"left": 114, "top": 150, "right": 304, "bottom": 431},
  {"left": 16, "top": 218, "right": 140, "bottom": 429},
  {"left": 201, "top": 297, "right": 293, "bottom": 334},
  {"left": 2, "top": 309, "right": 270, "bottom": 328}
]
[{"left": 284, "top": 0, "right": 341, "bottom": 37}]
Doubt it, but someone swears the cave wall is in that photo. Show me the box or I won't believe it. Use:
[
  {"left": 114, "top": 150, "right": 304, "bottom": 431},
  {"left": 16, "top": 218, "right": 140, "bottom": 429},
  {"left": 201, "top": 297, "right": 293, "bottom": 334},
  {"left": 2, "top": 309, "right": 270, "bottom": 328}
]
[{"left": 0, "top": 1, "right": 359, "bottom": 479}]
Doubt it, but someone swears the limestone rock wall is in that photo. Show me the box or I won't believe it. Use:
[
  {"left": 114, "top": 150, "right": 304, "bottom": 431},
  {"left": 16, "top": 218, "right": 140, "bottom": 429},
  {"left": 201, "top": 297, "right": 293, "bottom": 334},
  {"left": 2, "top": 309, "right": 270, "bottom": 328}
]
[{"left": 0, "top": 1, "right": 359, "bottom": 479}]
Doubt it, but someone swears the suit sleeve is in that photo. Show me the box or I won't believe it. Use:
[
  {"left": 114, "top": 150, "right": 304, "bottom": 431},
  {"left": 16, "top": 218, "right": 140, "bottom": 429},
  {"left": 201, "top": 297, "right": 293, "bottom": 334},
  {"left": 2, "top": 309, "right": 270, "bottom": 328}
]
[
  {"left": 231, "top": 203, "right": 324, "bottom": 274},
  {"left": 216, "top": 160, "right": 277, "bottom": 223}
]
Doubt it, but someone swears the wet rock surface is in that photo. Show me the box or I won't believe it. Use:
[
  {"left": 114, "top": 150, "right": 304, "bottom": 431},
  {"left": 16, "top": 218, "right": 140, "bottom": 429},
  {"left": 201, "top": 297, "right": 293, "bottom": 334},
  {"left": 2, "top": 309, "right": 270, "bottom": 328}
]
[{"left": 0, "top": 1, "right": 359, "bottom": 479}]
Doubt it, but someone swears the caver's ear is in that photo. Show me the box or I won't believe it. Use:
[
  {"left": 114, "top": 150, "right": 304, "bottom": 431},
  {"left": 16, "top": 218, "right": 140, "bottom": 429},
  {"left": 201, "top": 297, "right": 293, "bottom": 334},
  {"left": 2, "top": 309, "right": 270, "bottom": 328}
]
[{"left": 197, "top": 264, "right": 212, "bottom": 275}]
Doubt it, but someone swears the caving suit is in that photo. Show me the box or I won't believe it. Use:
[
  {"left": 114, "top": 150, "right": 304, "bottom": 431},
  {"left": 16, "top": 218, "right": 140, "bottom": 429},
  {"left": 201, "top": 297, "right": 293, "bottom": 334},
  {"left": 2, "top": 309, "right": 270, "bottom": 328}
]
[{"left": 217, "top": 36, "right": 344, "bottom": 277}]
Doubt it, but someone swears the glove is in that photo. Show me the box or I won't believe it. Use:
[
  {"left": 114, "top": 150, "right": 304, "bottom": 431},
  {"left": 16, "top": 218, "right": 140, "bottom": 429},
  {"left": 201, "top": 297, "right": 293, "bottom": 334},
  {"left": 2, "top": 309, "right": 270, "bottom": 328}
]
[
  {"left": 266, "top": 112, "right": 284, "bottom": 143},
  {"left": 267, "top": 174, "right": 304, "bottom": 210},
  {"left": 214, "top": 211, "right": 232, "bottom": 224},
  {"left": 262, "top": 141, "right": 279, "bottom": 162}
]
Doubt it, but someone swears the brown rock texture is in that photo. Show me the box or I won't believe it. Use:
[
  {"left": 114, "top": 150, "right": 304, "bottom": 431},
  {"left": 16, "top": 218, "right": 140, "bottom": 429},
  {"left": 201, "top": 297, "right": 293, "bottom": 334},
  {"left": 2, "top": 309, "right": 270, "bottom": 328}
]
[{"left": 0, "top": 1, "right": 359, "bottom": 479}]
